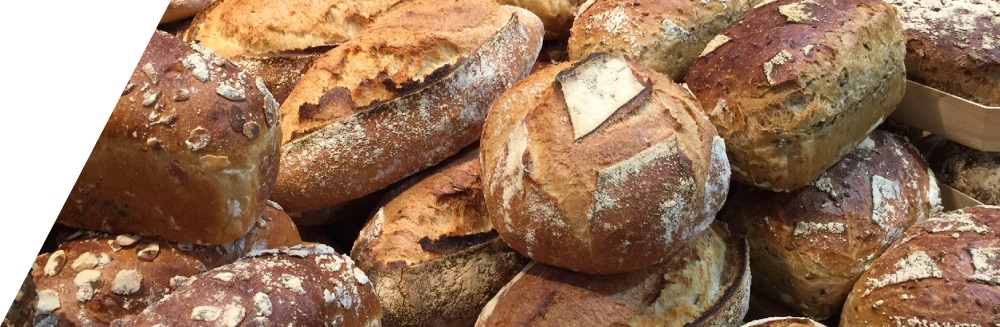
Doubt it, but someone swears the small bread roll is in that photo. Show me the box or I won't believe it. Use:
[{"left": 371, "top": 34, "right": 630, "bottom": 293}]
[
  {"left": 481, "top": 52, "right": 729, "bottom": 274},
  {"left": 841, "top": 206, "right": 1000, "bottom": 326},
  {"left": 57, "top": 30, "right": 281, "bottom": 245},
  {"left": 273, "top": 0, "right": 545, "bottom": 213},
  {"left": 121, "top": 244, "right": 381, "bottom": 327},
  {"left": 720, "top": 130, "right": 942, "bottom": 320},
  {"left": 568, "top": 0, "right": 754, "bottom": 81},
  {"left": 475, "top": 222, "right": 750, "bottom": 327},
  {"left": 686, "top": 0, "right": 906, "bottom": 191}
]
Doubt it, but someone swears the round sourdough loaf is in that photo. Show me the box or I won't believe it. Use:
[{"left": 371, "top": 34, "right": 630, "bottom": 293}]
[
  {"left": 568, "top": 0, "right": 753, "bottom": 81},
  {"left": 685, "top": 0, "right": 906, "bottom": 192},
  {"left": 273, "top": 0, "right": 545, "bottom": 213},
  {"left": 719, "top": 130, "right": 942, "bottom": 320},
  {"left": 923, "top": 137, "right": 1000, "bottom": 205},
  {"left": 495, "top": 0, "right": 588, "bottom": 39},
  {"left": 474, "top": 222, "right": 750, "bottom": 327},
  {"left": 885, "top": 0, "right": 1000, "bottom": 106},
  {"left": 120, "top": 244, "right": 381, "bottom": 327},
  {"left": 57, "top": 30, "right": 281, "bottom": 245},
  {"left": 181, "top": 0, "right": 405, "bottom": 104},
  {"left": 480, "top": 52, "right": 729, "bottom": 274},
  {"left": 352, "top": 146, "right": 529, "bottom": 327},
  {"left": 159, "top": 0, "right": 215, "bottom": 24},
  {"left": 840, "top": 206, "right": 1000, "bottom": 326},
  {"left": 741, "top": 317, "right": 827, "bottom": 327}
]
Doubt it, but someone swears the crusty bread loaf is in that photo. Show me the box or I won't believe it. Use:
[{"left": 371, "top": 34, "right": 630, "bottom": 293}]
[
  {"left": 495, "top": 0, "right": 587, "bottom": 39},
  {"left": 57, "top": 30, "right": 281, "bottom": 245},
  {"left": 121, "top": 244, "right": 381, "bottom": 327},
  {"left": 886, "top": 0, "right": 1000, "bottom": 106},
  {"left": 719, "top": 130, "right": 942, "bottom": 320},
  {"left": 480, "top": 52, "right": 729, "bottom": 274},
  {"left": 840, "top": 205, "right": 1000, "bottom": 326},
  {"left": 741, "top": 317, "right": 827, "bottom": 327},
  {"left": 923, "top": 137, "right": 1000, "bottom": 206},
  {"left": 273, "top": 0, "right": 545, "bottom": 213},
  {"left": 475, "top": 222, "right": 750, "bottom": 327},
  {"left": 352, "top": 146, "right": 528, "bottom": 327},
  {"left": 685, "top": 0, "right": 906, "bottom": 191},
  {"left": 568, "top": 0, "right": 753, "bottom": 81},
  {"left": 30, "top": 203, "right": 300, "bottom": 327},
  {"left": 159, "top": 0, "right": 215, "bottom": 24}
]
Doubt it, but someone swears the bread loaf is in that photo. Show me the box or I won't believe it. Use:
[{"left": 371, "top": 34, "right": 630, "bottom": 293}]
[
  {"left": 352, "top": 146, "right": 528, "bottom": 327},
  {"left": 121, "top": 244, "right": 381, "bottom": 327},
  {"left": 475, "top": 222, "right": 750, "bottom": 327},
  {"left": 685, "top": 0, "right": 906, "bottom": 191},
  {"left": 924, "top": 137, "right": 1000, "bottom": 206},
  {"left": 480, "top": 52, "right": 729, "bottom": 274},
  {"left": 2, "top": 273, "right": 34, "bottom": 327},
  {"left": 886, "top": 0, "right": 1000, "bottom": 107},
  {"left": 568, "top": 0, "right": 753, "bottom": 81},
  {"left": 159, "top": 0, "right": 215, "bottom": 24},
  {"left": 495, "top": 0, "right": 587, "bottom": 39},
  {"left": 273, "top": 0, "right": 545, "bottom": 213},
  {"left": 741, "top": 317, "right": 827, "bottom": 327},
  {"left": 57, "top": 30, "right": 281, "bottom": 245},
  {"left": 840, "top": 205, "right": 1000, "bottom": 326},
  {"left": 719, "top": 130, "right": 942, "bottom": 320}
]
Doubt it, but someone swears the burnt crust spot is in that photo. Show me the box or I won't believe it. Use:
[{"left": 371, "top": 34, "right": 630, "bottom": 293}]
[{"left": 418, "top": 230, "right": 500, "bottom": 255}]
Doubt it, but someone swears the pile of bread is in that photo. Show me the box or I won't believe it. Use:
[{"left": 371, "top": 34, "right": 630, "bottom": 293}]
[{"left": 6, "top": 0, "right": 999, "bottom": 326}]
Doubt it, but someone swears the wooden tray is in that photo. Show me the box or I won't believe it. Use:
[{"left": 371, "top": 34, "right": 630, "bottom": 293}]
[{"left": 890, "top": 80, "right": 1000, "bottom": 151}]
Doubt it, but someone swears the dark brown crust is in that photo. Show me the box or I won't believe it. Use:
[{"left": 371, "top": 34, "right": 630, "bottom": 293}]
[
  {"left": 741, "top": 317, "right": 827, "bottom": 327},
  {"left": 885, "top": 0, "right": 1000, "bottom": 107},
  {"left": 272, "top": 3, "right": 544, "bottom": 213},
  {"left": 840, "top": 206, "right": 1000, "bottom": 326},
  {"left": 480, "top": 53, "right": 728, "bottom": 274},
  {"left": 685, "top": 0, "right": 906, "bottom": 191},
  {"left": 3, "top": 272, "right": 34, "bottom": 327},
  {"left": 120, "top": 244, "right": 381, "bottom": 327},
  {"left": 924, "top": 137, "right": 1000, "bottom": 206},
  {"left": 56, "top": 30, "right": 281, "bottom": 245},
  {"left": 474, "top": 223, "right": 749, "bottom": 326},
  {"left": 720, "top": 130, "right": 942, "bottom": 320}
]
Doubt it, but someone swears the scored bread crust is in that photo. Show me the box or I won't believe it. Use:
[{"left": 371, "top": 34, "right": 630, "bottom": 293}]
[
  {"left": 685, "top": 0, "right": 906, "bottom": 192},
  {"left": 352, "top": 146, "right": 529, "bottom": 327},
  {"left": 840, "top": 206, "right": 1000, "bottom": 326},
  {"left": 57, "top": 30, "right": 281, "bottom": 245},
  {"left": 495, "top": 0, "right": 588, "bottom": 39},
  {"left": 568, "top": 0, "right": 754, "bottom": 81},
  {"left": 120, "top": 244, "right": 381, "bottom": 327},
  {"left": 474, "top": 222, "right": 750, "bottom": 327},
  {"left": 480, "top": 52, "right": 729, "bottom": 274},
  {"left": 272, "top": 1, "right": 545, "bottom": 213},
  {"left": 719, "top": 130, "right": 942, "bottom": 320},
  {"left": 886, "top": 0, "right": 1000, "bottom": 107},
  {"left": 182, "top": 0, "right": 404, "bottom": 58}
]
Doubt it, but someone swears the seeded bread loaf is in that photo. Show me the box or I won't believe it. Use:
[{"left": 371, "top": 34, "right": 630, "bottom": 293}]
[
  {"left": 352, "top": 146, "right": 528, "bottom": 327},
  {"left": 121, "top": 244, "right": 381, "bottom": 327},
  {"left": 480, "top": 52, "right": 729, "bottom": 274},
  {"left": 273, "top": 0, "right": 545, "bottom": 213},
  {"left": 57, "top": 30, "right": 282, "bottom": 245},
  {"left": 840, "top": 206, "right": 1000, "bottom": 326},
  {"left": 475, "top": 222, "right": 750, "bottom": 327},
  {"left": 886, "top": 0, "right": 1000, "bottom": 106},
  {"left": 495, "top": 0, "right": 588, "bottom": 39},
  {"left": 923, "top": 136, "right": 1000, "bottom": 206},
  {"left": 568, "top": 0, "right": 754, "bottom": 81},
  {"left": 719, "top": 130, "right": 942, "bottom": 320},
  {"left": 685, "top": 0, "right": 906, "bottom": 191}
]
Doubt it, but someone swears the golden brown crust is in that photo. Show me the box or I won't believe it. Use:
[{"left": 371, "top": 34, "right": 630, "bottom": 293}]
[
  {"left": 568, "top": 0, "right": 753, "bottom": 81},
  {"left": 720, "top": 130, "right": 942, "bottom": 320},
  {"left": 184, "top": 0, "right": 404, "bottom": 57},
  {"left": 351, "top": 146, "right": 528, "bottom": 327},
  {"left": 480, "top": 52, "right": 729, "bottom": 274},
  {"left": 57, "top": 30, "right": 281, "bottom": 245},
  {"left": 496, "top": 0, "right": 588, "bottom": 39},
  {"left": 924, "top": 137, "right": 1000, "bottom": 206},
  {"left": 840, "top": 206, "right": 1000, "bottom": 326},
  {"left": 474, "top": 223, "right": 749, "bottom": 327},
  {"left": 272, "top": 1, "right": 545, "bottom": 213},
  {"left": 120, "top": 244, "right": 381, "bottom": 327},
  {"left": 886, "top": 0, "right": 1000, "bottom": 107},
  {"left": 685, "top": 0, "right": 906, "bottom": 191}
]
